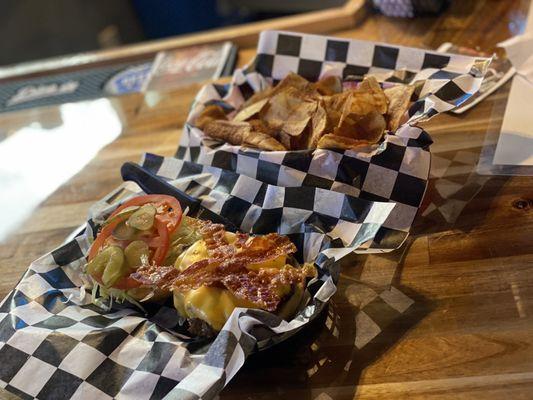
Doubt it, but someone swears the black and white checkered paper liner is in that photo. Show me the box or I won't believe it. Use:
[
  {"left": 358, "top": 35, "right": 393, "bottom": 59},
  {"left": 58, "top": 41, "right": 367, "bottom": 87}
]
[
  {"left": 177, "top": 30, "right": 490, "bottom": 252},
  {"left": 0, "top": 154, "right": 400, "bottom": 400}
]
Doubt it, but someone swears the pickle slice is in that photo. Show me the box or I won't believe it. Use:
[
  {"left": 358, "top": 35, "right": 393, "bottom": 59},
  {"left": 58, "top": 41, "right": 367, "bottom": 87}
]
[
  {"left": 100, "top": 246, "right": 127, "bottom": 287},
  {"left": 103, "top": 206, "right": 140, "bottom": 227},
  {"left": 87, "top": 246, "right": 115, "bottom": 276},
  {"left": 127, "top": 204, "right": 156, "bottom": 231},
  {"left": 124, "top": 240, "right": 150, "bottom": 269},
  {"left": 112, "top": 221, "right": 138, "bottom": 240},
  {"left": 87, "top": 246, "right": 126, "bottom": 287}
]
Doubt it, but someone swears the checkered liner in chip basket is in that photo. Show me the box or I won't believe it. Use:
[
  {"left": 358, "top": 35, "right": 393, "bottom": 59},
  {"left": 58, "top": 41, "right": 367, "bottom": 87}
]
[{"left": 177, "top": 30, "right": 491, "bottom": 252}]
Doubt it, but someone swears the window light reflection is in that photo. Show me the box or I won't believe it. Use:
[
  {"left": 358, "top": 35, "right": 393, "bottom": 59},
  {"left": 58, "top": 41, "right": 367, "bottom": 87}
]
[{"left": 0, "top": 99, "right": 122, "bottom": 242}]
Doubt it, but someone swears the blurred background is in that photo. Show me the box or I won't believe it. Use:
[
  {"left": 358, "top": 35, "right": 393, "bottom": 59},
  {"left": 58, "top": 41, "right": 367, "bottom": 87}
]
[{"left": 1, "top": 0, "right": 347, "bottom": 66}]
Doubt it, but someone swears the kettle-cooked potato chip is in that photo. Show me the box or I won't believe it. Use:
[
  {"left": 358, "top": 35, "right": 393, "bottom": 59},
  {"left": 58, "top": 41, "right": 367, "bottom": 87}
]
[
  {"left": 233, "top": 98, "right": 269, "bottom": 122},
  {"left": 196, "top": 104, "right": 227, "bottom": 130},
  {"left": 261, "top": 86, "right": 317, "bottom": 137},
  {"left": 323, "top": 91, "right": 351, "bottom": 131},
  {"left": 195, "top": 71, "right": 413, "bottom": 152},
  {"left": 334, "top": 111, "right": 385, "bottom": 143},
  {"left": 278, "top": 130, "right": 308, "bottom": 150},
  {"left": 354, "top": 111, "right": 387, "bottom": 143},
  {"left": 384, "top": 84, "right": 414, "bottom": 131},
  {"left": 306, "top": 100, "right": 328, "bottom": 148},
  {"left": 317, "top": 134, "right": 373, "bottom": 150},
  {"left": 203, "top": 119, "right": 286, "bottom": 151},
  {"left": 241, "top": 86, "right": 274, "bottom": 109},
  {"left": 340, "top": 85, "right": 388, "bottom": 117},
  {"left": 358, "top": 76, "right": 388, "bottom": 114},
  {"left": 313, "top": 75, "right": 342, "bottom": 96},
  {"left": 248, "top": 119, "right": 277, "bottom": 137},
  {"left": 203, "top": 120, "right": 249, "bottom": 145},
  {"left": 272, "top": 72, "right": 316, "bottom": 96},
  {"left": 244, "top": 131, "right": 287, "bottom": 151}
]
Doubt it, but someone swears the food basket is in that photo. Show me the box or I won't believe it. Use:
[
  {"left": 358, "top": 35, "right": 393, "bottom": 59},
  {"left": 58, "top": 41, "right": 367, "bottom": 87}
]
[{"left": 178, "top": 30, "right": 491, "bottom": 251}]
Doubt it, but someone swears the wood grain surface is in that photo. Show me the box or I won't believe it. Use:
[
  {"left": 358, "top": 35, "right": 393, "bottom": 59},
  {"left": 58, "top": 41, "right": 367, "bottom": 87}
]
[{"left": 1, "top": 1, "right": 532, "bottom": 399}]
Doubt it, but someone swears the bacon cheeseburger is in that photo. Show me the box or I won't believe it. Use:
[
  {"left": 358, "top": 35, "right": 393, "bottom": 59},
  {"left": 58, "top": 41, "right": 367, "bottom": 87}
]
[{"left": 85, "top": 194, "right": 316, "bottom": 336}]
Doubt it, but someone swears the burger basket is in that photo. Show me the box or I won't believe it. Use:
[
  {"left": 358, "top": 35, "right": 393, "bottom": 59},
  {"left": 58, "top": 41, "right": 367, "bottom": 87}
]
[{"left": 0, "top": 31, "right": 490, "bottom": 400}]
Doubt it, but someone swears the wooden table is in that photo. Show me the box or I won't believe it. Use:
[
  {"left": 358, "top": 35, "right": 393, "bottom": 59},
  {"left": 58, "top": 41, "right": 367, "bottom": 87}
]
[{"left": 1, "top": 0, "right": 533, "bottom": 398}]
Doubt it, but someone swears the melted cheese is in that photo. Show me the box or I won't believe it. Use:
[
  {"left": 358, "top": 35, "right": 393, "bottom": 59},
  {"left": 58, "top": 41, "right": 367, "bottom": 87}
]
[
  {"left": 173, "top": 286, "right": 257, "bottom": 331},
  {"left": 175, "top": 233, "right": 287, "bottom": 272},
  {"left": 173, "top": 234, "right": 295, "bottom": 330},
  {"left": 174, "top": 232, "right": 237, "bottom": 271},
  {"left": 174, "top": 239, "right": 208, "bottom": 271},
  {"left": 247, "top": 254, "right": 286, "bottom": 271}
]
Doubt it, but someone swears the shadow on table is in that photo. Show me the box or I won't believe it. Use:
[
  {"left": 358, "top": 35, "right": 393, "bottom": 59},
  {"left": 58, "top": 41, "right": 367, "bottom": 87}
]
[
  {"left": 221, "top": 241, "right": 431, "bottom": 400},
  {"left": 413, "top": 140, "right": 512, "bottom": 238},
  {"left": 414, "top": 174, "right": 510, "bottom": 238}
]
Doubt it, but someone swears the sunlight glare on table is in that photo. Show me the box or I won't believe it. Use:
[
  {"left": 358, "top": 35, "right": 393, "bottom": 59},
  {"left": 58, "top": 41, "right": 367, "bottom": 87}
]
[{"left": 0, "top": 99, "right": 122, "bottom": 241}]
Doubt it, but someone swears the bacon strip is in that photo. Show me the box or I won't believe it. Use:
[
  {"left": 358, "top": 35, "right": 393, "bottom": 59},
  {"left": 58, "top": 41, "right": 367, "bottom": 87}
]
[
  {"left": 199, "top": 222, "right": 227, "bottom": 253},
  {"left": 171, "top": 232, "right": 306, "bottom": 310},
  {"left": 221, "top": 265, "right": 314, "bottom": 311},
  {"left": 131, "top": 220, "right": 313, "bottom": 312},
  {"left": 130, "top": 265, "right": 180, "bottom": 290},
  {"left": 233, "top": 234, "right": 297, "bottom": 265}
]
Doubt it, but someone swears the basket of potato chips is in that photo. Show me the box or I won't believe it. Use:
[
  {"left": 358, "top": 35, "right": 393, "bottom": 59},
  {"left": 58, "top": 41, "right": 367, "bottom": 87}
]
[{"left": 177, "top": 30, "right": 491, "bottom": 251}]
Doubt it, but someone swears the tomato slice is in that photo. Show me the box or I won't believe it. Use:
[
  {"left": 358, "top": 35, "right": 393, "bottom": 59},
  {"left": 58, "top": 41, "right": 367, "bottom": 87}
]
[
  {"left": 89, "top": 194, "right": 181, "bottom": 259},
  {"left": 87, "top": 218, "right": 121, "bottom": 261},
  {"left": 87, "top": 194, "right": 181, "bottom": 290}
]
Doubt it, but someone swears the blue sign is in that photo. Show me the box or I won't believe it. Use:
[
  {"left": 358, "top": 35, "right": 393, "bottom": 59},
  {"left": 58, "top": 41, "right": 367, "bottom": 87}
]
[{"left": 103, "top": 62, "right": 153, "bottom": 95}]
